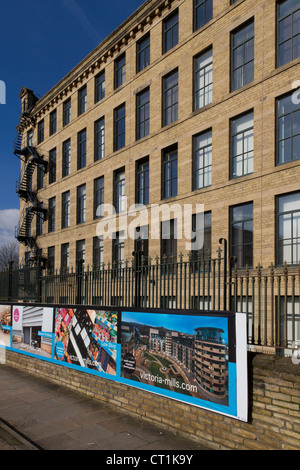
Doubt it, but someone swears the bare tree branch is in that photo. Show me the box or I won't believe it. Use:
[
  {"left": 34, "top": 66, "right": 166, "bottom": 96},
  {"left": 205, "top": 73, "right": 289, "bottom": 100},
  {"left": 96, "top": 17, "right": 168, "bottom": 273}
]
[{"left": 0, "top": 241, "right": 19, "bottom": 271}]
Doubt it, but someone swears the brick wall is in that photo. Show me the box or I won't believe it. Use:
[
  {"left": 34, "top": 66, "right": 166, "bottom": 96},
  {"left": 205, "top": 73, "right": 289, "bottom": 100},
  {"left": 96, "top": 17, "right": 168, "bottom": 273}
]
[{"left": 5, "top": 350, "right": 300, "bottom": 450}]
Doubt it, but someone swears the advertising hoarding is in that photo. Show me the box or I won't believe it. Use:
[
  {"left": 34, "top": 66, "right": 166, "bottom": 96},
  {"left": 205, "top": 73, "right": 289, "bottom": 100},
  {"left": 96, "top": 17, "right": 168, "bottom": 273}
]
[{"left": 1, "top": 302, "right": 247, "bottom": 422}]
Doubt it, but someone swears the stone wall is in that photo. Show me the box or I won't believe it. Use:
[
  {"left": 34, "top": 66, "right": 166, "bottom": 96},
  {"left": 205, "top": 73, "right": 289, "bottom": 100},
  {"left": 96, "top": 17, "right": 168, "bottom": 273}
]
[{"left": 5, "top": 350, "right": 300, "bottom": 450}]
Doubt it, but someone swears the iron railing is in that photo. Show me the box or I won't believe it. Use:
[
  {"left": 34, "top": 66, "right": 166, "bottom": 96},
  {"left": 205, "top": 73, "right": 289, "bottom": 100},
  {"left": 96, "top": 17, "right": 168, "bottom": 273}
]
[{"left": 0, "top": 243, "right": 299, "bottom": 354}]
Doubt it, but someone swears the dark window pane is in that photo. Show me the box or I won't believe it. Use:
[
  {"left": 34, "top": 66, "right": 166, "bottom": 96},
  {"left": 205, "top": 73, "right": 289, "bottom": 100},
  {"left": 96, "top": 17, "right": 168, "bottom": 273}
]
[
  {"left": 230, "top": 202, "right": 253, "bottom": 268},
  {"left": 78, "top": 86, "right": 87, "bottom": 115},
  {"left": 231, "top": 21, "right": 254, "bottom": 91},
  {"left": 277, "top": 0, "right": 300, "bottom": 67},
  {"left": 162, "top": 147, "right": 177, "bottom": 199},
  {"left": 95, "top": 71, "right": 105, "bottom": 103},
  {"left": 136, "top": 88, "right": 150, "bottom": 140},
  {"left": 194, "top": 0, "right": 213, "bottom": 31},
  {"left": 137, "top": 34, "right": 150, "bottom": 72},
  {"left": 163, "top": 70, "right": 178, "bottom": 126},
  {"left": 63, "top": 98, "right": 71, "bottom": 126},
  {"left": 78, "top": 129, "right": 87, "bottom": 169},
  {"left": 115, "top": 54, "right": 126, "bottom": 89},
  {"left": 163, "top": 10, "right": 179, "bottom": 53},
  {"left": 114, "top": 104, "right": 126, "bottom": 151}
]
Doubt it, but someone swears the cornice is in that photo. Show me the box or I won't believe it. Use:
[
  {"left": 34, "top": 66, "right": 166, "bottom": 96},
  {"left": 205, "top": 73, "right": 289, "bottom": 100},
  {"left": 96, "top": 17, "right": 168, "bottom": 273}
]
[{"left": 24, "top": 0, "right": 176, "bottom": 128}]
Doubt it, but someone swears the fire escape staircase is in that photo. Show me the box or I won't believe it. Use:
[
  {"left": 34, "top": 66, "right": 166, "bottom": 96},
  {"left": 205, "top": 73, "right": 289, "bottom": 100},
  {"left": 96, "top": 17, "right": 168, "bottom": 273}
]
[{"left": 14, "top": 120, "right": 48, "bottom": 265}]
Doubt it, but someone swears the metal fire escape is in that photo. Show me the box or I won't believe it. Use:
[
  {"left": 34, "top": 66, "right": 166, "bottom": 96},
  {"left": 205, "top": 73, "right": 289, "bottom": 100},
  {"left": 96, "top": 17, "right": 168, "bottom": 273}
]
[{"left": 14, "top": 98, "right": 48, "bottom": 266}]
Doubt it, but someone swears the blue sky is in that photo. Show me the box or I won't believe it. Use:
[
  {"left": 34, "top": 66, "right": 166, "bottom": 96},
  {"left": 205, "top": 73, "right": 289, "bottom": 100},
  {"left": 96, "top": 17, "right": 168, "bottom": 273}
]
[{"left": 0, "top": 0, "right": 144, "bottom": 245}]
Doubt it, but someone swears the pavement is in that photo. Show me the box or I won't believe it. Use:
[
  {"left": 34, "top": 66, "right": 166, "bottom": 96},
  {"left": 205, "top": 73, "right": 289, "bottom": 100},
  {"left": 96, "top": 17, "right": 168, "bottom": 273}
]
[{"left": 0, "top": 364, "right": 211, "bottom": 452}]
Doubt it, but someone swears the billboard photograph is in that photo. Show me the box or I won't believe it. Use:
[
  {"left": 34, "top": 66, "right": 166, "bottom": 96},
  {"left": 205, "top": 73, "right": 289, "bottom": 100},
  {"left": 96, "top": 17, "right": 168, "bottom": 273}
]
[
  {"left": 12, "top": 304, "right": 54, "bottom": 358},
  {"left": 120, "top": 310, "right": 247, "bottom": 421},
  {"left": 0, "top": 304, "right": 11, "bottom": 348},
  {"left": 54, "top": 307, "right": 119, "bottom": 376}
]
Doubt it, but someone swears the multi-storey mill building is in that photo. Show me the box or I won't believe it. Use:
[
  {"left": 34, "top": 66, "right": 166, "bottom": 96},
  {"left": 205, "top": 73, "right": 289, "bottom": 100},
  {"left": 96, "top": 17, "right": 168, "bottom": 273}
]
[{"left": 14, "top": 0, "right": 300, "bottom": 275}]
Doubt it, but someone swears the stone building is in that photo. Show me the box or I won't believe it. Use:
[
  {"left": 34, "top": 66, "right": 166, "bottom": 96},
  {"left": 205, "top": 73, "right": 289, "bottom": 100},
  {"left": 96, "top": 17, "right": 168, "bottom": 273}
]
[{"left": 14, "top": 0, "right": 300, "bottom": 276}]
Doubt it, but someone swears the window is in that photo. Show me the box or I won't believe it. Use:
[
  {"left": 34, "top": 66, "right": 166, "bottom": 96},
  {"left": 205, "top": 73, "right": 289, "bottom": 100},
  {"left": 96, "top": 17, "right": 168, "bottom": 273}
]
[
  {"left": 163, "top": 9, "right": 179, "bottom": 53},
  {"left": 62, "top": 139, "right": 71, "bottom": 177},
  {"left": 37, "top": 120, "right": 44, "bottom": 144},
  {"left": 191, "top": 211, "right": 212, "bottom": 262},
  {"left": 114, "top": 103, "right": 126, "bottom": 151},
  {"left": 194, "top": 48, "right": 213, "bottom": 110},
  {"left": 95, "top": 117, "right": 105, "bottom": 161},
  {"left": 63, "top": 98, "right": 71, "bottom": 126},
  {"left": 95, "top": 71, "right": 105, "bottom": 103},
  {"left": 136, "top": 157, "right": 149, "bottom": 205},
  {"left": 93, "top": 236, "right": 104, "bottom": 267},
  {"left": 136, "top": 87, "right": 150, "bottom": 140},
  {"left": 194, "top": 0, "right": 213, "bottom": 31},
  {"left": 77, "top": 184, "right": 86, "bottom": 224},
  {"left": 27, "top": 130, "right": 33, "bottom": 146},
  {"left": 134, "top": 225, "right": 149, "bottom": 263},
  {"left": 36, "top": 209, "right": 44, "bottom": 237},
  {"left": 277, "top": 0, "right": 300, "bottom": 67},
  {"left": 76, "top": 239, "right": 85, "bottom": 266},
  {"left": 161, "top": 219, "right": 177, "bottom": 265},
  {"left": 193, "top": 129, "right": 212, "bottom": 189},
  {"left": 277, "top": 92, "right": 300, "bottom": 165},
  {"left": 48, "top": 247, "right": 55, "bottom": 273},
  {"left": 48, "top": 197, "right": 56, "bottom": 233},
  {"left": 162, "top": 146, "right": 177, "bottom": 199},
  {"left": 276, "top": 192, "right": 300, "bottom": 265},
  {"left": 77, "top": 129, "right": 87, "bottom": 169},
  {"left": 61, "top": 191, "right": 70, "bottom": 229},
  {"left": 49, "top": 110, "right": 57, "bottom": 135},
  {"left": 114, "top": 169, "right": 126, "bottom": 213},
  {"left": 114, "top": 53, "right": 126, "bottom": 89},
  {"left": 231, "top": 20, "right": 254, "bottom": 91},
  {"left": 61, "top": 243, "right": 69, "bottom": 270},
  {"left": 49, "top": 148, "right": 56, "bottom": 184},
  {"left": 230, "top": 202, "right": 253, "bottom": 268},
  {"left": 112, "top": 231, "right": 125, "bottom": 267},
  {"left": 78, "top": 85, "right": 87, "bottom": 115},
  {"left": 137, "top": 33, "right": 150, "bottom": 72},
  {"left": 230, "top": 111, "right": 254, "bottom": 178},
  {"left": 37, "top": 161, "right": 45, "bottom": 190},
  {"left": 94, "top": 176, "right": 104, "bottom": 219},
  {"left": 162, "top": 69, "right": 178, "bottom": 127}
]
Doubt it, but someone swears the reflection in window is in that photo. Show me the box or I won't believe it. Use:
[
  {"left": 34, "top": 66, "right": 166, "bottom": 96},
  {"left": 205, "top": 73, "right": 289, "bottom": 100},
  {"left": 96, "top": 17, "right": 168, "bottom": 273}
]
[
  {"left": 230, "top": 111, "right": 254, "bottom": 178},
  {"left": 194, "top": 48, "right": 213, "bottom": 110},
  {"left": 277, "top": 92, "right": 300, "bottom": 165},
  {"left": 162, "top": 70, "right": 178, "bottom": 127},
  {"left": 277, "top": 192, "right": 300, "bottom": 265},
  {"left": 193, "top": 129, "right": 212, "bottom": 189},
  {"left": 162, "top": 146, "right": 177, "bottom": 199}
]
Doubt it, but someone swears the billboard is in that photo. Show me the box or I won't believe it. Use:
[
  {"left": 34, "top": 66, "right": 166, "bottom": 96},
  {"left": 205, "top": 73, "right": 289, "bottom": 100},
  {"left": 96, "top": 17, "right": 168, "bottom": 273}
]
[
  {"left": 12, "top": 304, "right": 54, "bottom": 359},
  {"left": 2, "top": 302, "right": 248, "bottom": 422},
  {"left": 54, "top": 307, "right": 119, "bottom": 376},
  {"left": 120, "top": 310, "right": 247, "bottom": 421}
]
